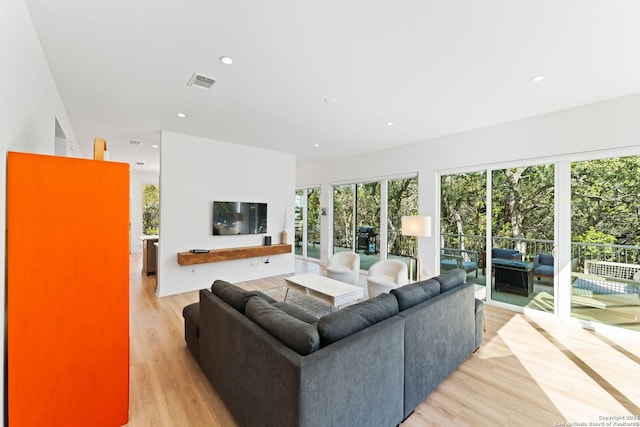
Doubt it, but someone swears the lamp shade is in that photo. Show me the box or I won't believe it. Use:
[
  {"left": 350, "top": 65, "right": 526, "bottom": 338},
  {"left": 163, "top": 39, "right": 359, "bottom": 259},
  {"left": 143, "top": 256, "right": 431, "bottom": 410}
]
[{"left": 401, "top": 215, "right": 431, "bottom": 237}]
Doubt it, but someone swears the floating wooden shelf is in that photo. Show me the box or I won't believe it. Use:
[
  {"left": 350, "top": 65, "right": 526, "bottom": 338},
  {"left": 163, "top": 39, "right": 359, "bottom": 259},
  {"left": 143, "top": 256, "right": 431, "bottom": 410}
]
[{"left": 177, "top": 243, "right": 292, "bottom": 266}]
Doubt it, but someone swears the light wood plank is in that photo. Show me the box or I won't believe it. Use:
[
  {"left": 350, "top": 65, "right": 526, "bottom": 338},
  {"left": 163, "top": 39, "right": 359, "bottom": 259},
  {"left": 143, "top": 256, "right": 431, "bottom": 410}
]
[{"left": 177, "top": 244, "right": 292, "bottom": 265}]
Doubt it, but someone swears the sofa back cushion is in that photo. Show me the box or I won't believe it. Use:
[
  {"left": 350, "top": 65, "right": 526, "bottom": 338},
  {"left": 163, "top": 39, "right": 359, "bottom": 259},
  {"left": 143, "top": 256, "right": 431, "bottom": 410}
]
[
  {"left": 317, "top": 293, "right": 399, "bottom": 346},
  {"left": 211, "top": 279, "right": 276, "bottom": 313},
  {"left": 391, "top": 279, "right": 440, "bottom": 311},
  {"left": 433, "top": 269, "right": 467, "bottom": 293},
  {"left": 245, "top": 297, "right": 320, "bottom": 355}
]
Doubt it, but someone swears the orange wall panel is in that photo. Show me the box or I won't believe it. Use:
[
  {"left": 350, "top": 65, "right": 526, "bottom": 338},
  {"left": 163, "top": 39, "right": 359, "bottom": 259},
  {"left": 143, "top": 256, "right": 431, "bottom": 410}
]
[{"left": 7, "top": 152, "right": 129, "bottom": 426}]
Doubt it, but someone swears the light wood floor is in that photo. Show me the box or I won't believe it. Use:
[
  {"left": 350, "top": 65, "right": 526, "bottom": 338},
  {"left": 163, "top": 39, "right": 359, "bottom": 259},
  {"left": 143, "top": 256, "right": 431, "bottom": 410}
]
[{"left": 126, "top": 255, "right": 640, "bottom": 427}]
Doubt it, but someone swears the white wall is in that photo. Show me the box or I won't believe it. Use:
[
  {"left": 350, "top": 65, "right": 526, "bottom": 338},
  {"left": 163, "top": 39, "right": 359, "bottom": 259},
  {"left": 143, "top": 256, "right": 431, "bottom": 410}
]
[
  {"left": 0, "top": 0, "right": 80, "bottom": 422},
  {"left": 130, "top": 170, "right": 160, "bottom": 254},
  {"left": 157, "top": 131, "right": 296, "bottom": 296},
  {"left": 297, "top": 93, "right": 640, "bottom": 277}
]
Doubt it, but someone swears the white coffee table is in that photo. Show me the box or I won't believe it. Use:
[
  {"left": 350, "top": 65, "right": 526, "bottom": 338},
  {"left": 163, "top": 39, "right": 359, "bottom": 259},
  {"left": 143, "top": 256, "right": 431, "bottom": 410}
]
[{"left": 284, "top": 273, "right": 364, "bottom": 310}]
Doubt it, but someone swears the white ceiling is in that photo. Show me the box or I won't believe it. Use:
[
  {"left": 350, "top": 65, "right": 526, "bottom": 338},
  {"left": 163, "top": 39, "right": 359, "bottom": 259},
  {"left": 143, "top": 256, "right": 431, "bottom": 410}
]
[{"left": 25, "top": 0, "right": 640, "bottom": 172}]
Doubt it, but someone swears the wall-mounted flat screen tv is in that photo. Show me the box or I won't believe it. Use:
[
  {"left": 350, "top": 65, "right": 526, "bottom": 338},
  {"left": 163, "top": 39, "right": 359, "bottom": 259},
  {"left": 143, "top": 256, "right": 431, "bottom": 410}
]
[{"left": 212, "top": 201, "right": 267, "bottom": 235}]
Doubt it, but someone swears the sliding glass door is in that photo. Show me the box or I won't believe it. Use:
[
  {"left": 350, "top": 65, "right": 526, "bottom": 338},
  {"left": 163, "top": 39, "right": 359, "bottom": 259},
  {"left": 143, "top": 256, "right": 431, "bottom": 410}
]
[
  {"left": 440, "top": 171, "right": 486, "bottom": 291},
  {"left": 439, "top": 151, "right": 640, "bottom": 332},
  {"left": 570, "top": 155, "right": 640, "bottom": 331},
  {"left": 490, "top": 164, "right": 555, "bottom": 312},
  {"left": 294, "top": 187, "right": 321, "bottom": 259}
]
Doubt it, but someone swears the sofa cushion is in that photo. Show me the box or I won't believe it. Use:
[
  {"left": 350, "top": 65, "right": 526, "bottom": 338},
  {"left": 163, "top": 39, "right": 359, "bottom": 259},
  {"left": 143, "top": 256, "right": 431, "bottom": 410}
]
[
  {"left": 211, "top": 280, "right": 276, "bottom": 313},
  {"left": 272, "top": 302, "right": 319, "bottom": 324},
  {"left": 391, "top": 279, "right": 440, "bottom": 311},
  {"left": 317, "top": 293, "right": 399, "bottom": 346},
  {"left": 433, "top": 269, "right": 466, "bottom": 292},
  {"left": 245, "top": 296, "right": 320, "bottom": 355}
]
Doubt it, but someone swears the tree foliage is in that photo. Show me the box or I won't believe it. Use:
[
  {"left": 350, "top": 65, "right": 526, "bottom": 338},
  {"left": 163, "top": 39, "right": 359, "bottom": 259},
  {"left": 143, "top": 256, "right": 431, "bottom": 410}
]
[
  {"left": 571, "top": 156, "right": 640, "bottom": 246},
  {"left": 332, "top": 177, "right": 418, "bottom": 256},
  {"left": 142, "top": 184, "right": 159, "bottom": 235},
  {"left": 440, "top": 155, "right": 640, "bottom": 256}
]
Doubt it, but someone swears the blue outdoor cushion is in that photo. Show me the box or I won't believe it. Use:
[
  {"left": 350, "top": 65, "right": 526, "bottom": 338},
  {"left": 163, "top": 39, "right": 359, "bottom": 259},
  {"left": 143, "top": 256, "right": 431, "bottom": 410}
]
[
  {"left": 538, "top": 253, "right": 554, "bottom": 265},
  {"left": 492, "top": 248, "right": 520, "bottom": 260},
  {"left": 533, "top": 265, "right": 554, "bottom": 277}
]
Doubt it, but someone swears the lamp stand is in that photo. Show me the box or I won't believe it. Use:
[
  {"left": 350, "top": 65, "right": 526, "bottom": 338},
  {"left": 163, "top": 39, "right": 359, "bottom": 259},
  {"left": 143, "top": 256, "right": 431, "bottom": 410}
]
[{"left": 409, "top": 257, "right": 422, "bottom": 282}]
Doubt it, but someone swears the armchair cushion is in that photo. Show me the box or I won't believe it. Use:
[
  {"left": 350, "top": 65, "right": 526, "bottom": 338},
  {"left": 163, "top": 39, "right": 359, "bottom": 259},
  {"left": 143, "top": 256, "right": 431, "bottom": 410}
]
[{"left": 538, "top": 253, "right": 554, "bottom": 266}]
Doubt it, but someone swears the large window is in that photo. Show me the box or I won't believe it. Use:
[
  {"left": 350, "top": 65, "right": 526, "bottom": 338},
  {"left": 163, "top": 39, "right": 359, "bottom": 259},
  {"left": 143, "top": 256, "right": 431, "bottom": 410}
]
[
  {"left": 142, "top": 184, "right": 159, "bottom": 235},
  {"left": 295, "top": 187, "right": 321, "bottom": 259},
  {"left": 440, "top": 171, "right": 486, "bottom": 287},
  {"left": 333, "top": 176, "right": 417, "bottom": 271},
  {"left": 570, "top": 155, "right": 640, "bottom": 331},
  {"left": 388, "top": 177, "right": 419, "bottom": 262},
  {"left": 439, "top": 152, "right": 640, "bottom": 332},
  {"left": 491, "top": 164, "right": 555, "bottom": 311}
]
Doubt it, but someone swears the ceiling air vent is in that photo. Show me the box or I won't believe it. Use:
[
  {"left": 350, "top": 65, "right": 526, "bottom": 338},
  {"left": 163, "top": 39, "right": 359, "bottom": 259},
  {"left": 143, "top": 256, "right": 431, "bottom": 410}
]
[{"left": 187, "top": 73, "right": 217, "bottom": 90}]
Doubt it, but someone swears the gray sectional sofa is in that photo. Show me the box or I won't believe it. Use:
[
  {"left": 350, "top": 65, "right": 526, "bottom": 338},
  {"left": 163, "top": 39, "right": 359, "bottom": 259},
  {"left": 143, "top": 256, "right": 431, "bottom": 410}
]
[{"left": 183, "top": 268, "right": 482, "bottom": 427}]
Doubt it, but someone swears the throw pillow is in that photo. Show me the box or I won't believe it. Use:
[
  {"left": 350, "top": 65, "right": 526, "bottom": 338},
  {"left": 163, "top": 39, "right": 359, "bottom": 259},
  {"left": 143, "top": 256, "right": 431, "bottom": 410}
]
[
  {"left": 211, "top": 280, "right": 277, "bottom": 313},
  {"left": 272, "top": 302, "right": 319, "bottom": 324},
  {"left": 211, "top": 280, "right": 247, "bottom": 312},
  {"left": 317, "top": 293, "right": 399, "bottom": 346},
  {"left": 245, "top": 297, "right": 320, "bottom": 356}
]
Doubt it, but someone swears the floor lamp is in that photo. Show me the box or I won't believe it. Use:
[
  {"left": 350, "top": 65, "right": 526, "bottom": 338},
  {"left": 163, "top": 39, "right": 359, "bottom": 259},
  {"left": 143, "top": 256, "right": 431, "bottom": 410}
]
[{"left": 401, "top": 215, "right": 432, "bottom": 282}]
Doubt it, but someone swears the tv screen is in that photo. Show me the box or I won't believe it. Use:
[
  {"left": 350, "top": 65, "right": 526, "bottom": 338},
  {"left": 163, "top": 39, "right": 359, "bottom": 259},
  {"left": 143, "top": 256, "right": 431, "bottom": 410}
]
[{"left": 212, "top": 201, "right": 267, "bottom": 235}]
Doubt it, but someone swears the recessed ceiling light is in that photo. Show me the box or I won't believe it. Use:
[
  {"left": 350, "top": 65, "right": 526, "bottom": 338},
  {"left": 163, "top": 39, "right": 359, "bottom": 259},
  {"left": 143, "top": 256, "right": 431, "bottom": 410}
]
[
  {"left": 323, "top": 98, "right": 335, "bottom": 104},
  {"left": 152, "top": 144, "right": 159, "bottom": 148},
  {"left": 530, "top": 75, "right": 545, "bottom": 83},
  {"left": 219, "top": 56, "right": 233, "bottom": 65},
  {"left": 386, "top": 121, "right": 395, "bottom": 126},
  {"left": 177, "top": 113, "right": 186, "bottom": 118},
  {"left": 314, "top": 144, "right": 320, "bottom": 148}
]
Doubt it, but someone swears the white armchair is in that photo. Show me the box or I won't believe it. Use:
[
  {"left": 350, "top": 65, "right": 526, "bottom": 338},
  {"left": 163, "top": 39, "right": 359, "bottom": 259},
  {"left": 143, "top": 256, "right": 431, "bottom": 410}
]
[
  {"left": 367, "top": 259, "right": 409, "bottom": 298},
  {"left": 326, "top": 252, "right": 360, "bottom": 285}
]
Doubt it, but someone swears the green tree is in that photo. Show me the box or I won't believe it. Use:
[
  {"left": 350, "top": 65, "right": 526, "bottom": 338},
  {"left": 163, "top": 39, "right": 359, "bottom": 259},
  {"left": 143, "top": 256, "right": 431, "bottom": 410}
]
[
  {"left": 388, "top": 177, "right": 418, "bottom": 256},
  {"left": 142, "top": 184, "right": 159, "bottom": 235},
  {"left": 571, "top": 156, "right": 640, "bottom": 246}
]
